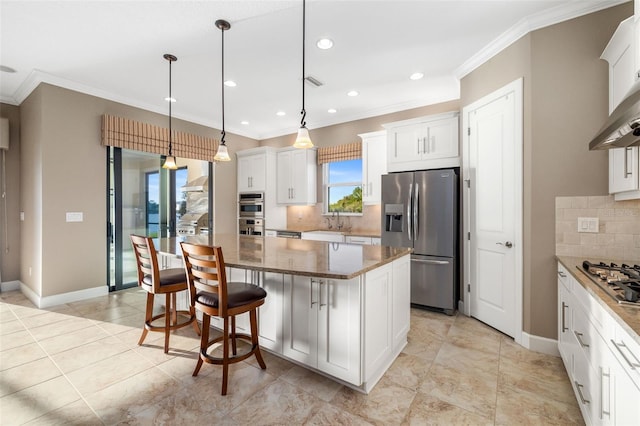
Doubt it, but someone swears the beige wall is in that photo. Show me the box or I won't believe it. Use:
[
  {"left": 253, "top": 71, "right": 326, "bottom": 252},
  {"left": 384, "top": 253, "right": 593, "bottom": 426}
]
[
  {"left": 16, "top": 83, "right": 257, "bottom": 298},
  {"left": 0, "top": 104, "right": 21, "bottom": 283},
  {"left": 461, "top": 3, "right": 632, "bottom": 339}
]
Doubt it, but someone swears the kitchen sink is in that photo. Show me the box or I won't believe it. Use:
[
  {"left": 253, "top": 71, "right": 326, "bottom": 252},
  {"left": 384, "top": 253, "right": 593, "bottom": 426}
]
[{"left": 300, "top": 230, "right": 345, "bottom": 243}]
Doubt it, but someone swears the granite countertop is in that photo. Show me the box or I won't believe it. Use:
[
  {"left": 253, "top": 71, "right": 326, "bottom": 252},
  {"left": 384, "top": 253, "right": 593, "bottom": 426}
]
[
  {"left": 156, "top": 234, "right": 410, "bottom": 279},
  {"left": 557, "top": 256, "right": 640, "bottom": 344}
]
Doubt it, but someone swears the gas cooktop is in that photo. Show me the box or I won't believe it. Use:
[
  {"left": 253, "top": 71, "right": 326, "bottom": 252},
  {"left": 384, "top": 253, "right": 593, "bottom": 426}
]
[{"left": 579, "top": 261, "right": 640, "bottom": 308}]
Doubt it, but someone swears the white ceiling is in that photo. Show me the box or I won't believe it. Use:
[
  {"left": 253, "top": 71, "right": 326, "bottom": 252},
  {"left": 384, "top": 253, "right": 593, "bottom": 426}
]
[{"left": 0, "top": 0, "right": 625, "bottom": 140}]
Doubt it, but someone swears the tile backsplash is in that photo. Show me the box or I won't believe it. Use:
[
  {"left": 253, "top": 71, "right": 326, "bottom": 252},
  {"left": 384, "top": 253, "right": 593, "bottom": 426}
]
[
  {"left": 556, "top": 195, "right": 640, "bottom": 260},
  {"left": 286, "top": 204, "right": 381, "bottom": 234}
]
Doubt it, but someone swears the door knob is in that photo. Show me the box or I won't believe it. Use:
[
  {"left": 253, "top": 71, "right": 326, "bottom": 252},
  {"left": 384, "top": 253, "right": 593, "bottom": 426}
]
[{"left": 496, "top": 241, "right": 513, "bottom": 248}]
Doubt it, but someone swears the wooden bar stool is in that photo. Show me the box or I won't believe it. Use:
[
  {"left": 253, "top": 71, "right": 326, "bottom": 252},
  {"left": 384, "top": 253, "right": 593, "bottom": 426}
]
[
  {"left": 180, "top": 242, "right": 267, "bottom": 395},
  {"left": 130, "top": 235, "right": 200, "bottom": 353}
]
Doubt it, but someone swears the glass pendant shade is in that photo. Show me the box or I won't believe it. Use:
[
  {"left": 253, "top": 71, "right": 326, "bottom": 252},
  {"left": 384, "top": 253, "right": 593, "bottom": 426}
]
[
  {"left": 214, "top": 143, "right": 230, "bottom": 162},
  {"left": 293, "top": 126, "right": 313, "bottom": 149},
  {"left": 162, "top": 155, "right": 178, "bottom": 169}
]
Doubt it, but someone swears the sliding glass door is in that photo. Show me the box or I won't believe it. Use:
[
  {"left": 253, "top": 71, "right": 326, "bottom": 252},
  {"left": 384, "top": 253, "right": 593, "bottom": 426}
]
[{"left": 107, "top": 148, "right": 196, "bottom": 291}]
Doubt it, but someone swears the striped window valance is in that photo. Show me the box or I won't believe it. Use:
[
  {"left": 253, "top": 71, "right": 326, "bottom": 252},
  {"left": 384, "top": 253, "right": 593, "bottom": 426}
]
[
  {"left": 317, "top": 141, "right": 362, "bottom": 164},
  {"left": 101, "top": 114, "right": 219, "bottom": 162}
]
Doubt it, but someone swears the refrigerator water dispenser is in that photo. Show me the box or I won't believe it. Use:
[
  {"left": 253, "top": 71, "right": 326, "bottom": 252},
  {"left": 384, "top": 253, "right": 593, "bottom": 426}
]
[{"left": 384, "top": 203, "right": 404, "bottom": 232}]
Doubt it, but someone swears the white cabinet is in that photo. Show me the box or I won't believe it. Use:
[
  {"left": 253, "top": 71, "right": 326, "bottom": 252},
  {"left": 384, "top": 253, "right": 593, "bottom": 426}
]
[
  {"left": 237, "top": 152, "right": 266, "bottom": 192},
  {"left": 359, "top": 130, "right": 387, "bottom": 205},
  {"left": 391, "top": 254, "right": 410, "bottom": 350},
  {"left": 258, "top": 272, "right": 284, "bottom": 353},
  {"left": 276, "top": 148, "right": 317, "bottom": 205},
  {"left": 557, "top": 261, "right": 640, "bottom": 425},
  {"left": 283, "top": 275, "right": 361, "bottom": 385},
  {"left": 345, "top": 235, "right": 371, "bottom": 245},
  {"left": 363, "top": 264, "right": 392, "bottom": 379},
  {"left": 301, "top": 231, "right": 345, "bottom": 243},
  {"left": 383, "top": 112, "right": 459, "bottom": 173},
  {"left": 602, "top": 17, "right": 640, "bottom": 200}
]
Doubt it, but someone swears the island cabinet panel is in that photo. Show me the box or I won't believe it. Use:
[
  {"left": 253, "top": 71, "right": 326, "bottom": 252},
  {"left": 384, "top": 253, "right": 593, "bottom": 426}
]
[
  {"left": 283, "top": 275, "right": 318, "bottom": 366},
  {"left": 392, "top": 254, "right": 411, "bottom": 350},
  {"left": 363, "top": 263, "right": 393, "bottom": 379},
  {"left": 258, "top": 272, "right": 284, "bottom": 354},
  {"left": 317, "top": 277, "right": 361, "bottom": 385}
]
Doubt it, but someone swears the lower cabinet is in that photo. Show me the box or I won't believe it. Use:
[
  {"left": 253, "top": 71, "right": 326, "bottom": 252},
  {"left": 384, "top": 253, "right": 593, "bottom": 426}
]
[
  {"left": 557, "top": 261, "right": 640, "bottom": 425},
  {"left": 283, "top": 275, "right": 361, "bottom": 385}
]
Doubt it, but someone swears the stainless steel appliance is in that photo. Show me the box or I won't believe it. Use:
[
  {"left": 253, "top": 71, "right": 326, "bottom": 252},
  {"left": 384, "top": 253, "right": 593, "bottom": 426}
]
[
  {"left": 590, "top": 79, "right": 640, "bottom": 150},
  {"left": 239, "top": 192, "right": 264, "bottom": 218},
  {"left": 381, "top": 169, "right": 458, "bottom": 314},
  {"left": 177, "top": 212, "right": 209, "bottom": 236},
  {"left": 239, "top": 218, "right": 263, "bottom": 236},
  {"left": 580, "top": 261, "right": 640, "bottom": 308}
]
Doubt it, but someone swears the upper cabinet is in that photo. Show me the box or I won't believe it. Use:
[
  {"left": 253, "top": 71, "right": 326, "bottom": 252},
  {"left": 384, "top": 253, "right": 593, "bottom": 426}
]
[
  {"left": 383, "top": 111, "right": 459, "bottom": 173},
  {"left": 276, "top": 147, "right": 317, "bottom": 205},
  {"left": 237, "top": 150, "right": 267, "bottom": 192},
  {"left": 359, "top": 130, "right": 387, "bottom": 205},
  {"left": 602, "top": 16, "right": 640, "bottom": 200}
]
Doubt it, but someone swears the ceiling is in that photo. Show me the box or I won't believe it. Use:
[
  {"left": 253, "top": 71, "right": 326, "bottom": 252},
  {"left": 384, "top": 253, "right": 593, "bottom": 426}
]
[{"left": 0, "top": 1, "right": 625, "bottom": 140}]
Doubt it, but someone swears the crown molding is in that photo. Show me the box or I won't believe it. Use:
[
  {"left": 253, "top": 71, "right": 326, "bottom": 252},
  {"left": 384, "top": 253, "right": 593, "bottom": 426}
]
[{"left": 454, "top": 0, "right": 629, "bottom": 79}]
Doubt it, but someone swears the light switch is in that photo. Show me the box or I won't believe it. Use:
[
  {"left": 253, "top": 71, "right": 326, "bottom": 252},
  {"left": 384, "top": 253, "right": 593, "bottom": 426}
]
[
  {"left": 66, "top": 212, "right": 83, "bottom": 222},
  {"left": 577, "top": 217, "right": 599, "bottom": 233}
]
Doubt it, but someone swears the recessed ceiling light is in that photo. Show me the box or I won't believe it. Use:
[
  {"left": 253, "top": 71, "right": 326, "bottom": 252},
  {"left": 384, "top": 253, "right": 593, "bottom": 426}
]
[
  {"left": 164, "top": 97, "right": 176, "bottom": 103},
  {"left": 410, "top": 72, "right": 424, "bottom": 80},
  {"left": 241, "top": 120, "right": 249, "bottom": 125},
  {"left": 224, "top": 80, "right": 237, "bottom": 87},
  {"left": 347, "top": 90, "right": 359, "bottom": 97},
  {"left": 328, "top": 108, "right": 337, "bottom": 114},
  {"left": 317, "top": 38, "right": 333, "bottom": 50},
  {"left": 276, "top": 111, "right": 286, "bottom": 116}
]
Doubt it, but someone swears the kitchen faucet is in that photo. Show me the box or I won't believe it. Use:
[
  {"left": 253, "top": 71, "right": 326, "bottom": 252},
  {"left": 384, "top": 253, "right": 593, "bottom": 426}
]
[
  {"left": 325, "top": 217, "right": 332, "bottom": 229},
  {"left": 336, "top": 211, "right": 343, "bottom": 230}
]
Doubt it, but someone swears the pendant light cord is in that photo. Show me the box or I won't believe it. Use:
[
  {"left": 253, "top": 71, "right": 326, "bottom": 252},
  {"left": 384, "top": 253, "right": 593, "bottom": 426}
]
[
  {"left": 168, "top": 58, "right": 173, "bottom": 155},
  {"left": 300, "top": 0, "right": 306, "bottom": 127},
  {"left": 221, "top": 25, "right": 226, "bottom": 144}
]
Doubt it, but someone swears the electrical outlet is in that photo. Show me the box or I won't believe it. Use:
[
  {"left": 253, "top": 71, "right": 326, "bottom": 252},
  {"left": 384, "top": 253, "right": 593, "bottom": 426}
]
[{"left": 577, "top": 217, "right": 599, "bottom": 233}]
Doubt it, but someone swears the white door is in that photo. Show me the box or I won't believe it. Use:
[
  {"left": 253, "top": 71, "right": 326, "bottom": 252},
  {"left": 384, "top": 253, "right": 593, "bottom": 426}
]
[{"left": 462, "top": 78, "right": 523, "bottom": 341}]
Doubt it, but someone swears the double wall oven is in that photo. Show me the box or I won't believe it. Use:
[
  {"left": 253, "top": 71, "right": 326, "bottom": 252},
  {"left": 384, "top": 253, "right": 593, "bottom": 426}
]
[{"left": 238, "top": 192, "right": 264, "bottom": 236}]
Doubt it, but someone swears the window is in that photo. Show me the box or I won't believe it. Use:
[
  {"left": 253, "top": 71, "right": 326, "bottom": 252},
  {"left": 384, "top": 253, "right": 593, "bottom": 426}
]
[{"left": 324, "top": 159, "right": 363, "bottom": 214}]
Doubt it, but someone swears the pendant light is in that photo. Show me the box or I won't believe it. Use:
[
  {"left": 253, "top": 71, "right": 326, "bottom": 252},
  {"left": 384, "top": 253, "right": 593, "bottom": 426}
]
[
  {"left": 162, "top": 53, "right": 178, "bottom": 169},
  {"left": 213, "top": 19, "right": 231, "bottom": 162},
  {"left": 293, "top": 0, "right": 313, "bottom": 149}
]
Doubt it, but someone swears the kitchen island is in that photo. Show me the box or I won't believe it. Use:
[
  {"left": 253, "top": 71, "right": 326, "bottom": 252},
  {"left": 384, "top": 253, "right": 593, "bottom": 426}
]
[{"left": 156, "top": 234, "right": 412, "bottom": 393}]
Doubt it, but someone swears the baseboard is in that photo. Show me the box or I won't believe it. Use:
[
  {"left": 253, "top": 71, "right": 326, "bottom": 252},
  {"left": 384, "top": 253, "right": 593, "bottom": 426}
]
[
  {"left": 521, "top": 331, "right": 559, "bottom": 357},
  {"left": 20, "top": 283, "right": 109, "bottom": 309},
  {"left": 0, "top": 280, "right": 21, "bottom": 292}
]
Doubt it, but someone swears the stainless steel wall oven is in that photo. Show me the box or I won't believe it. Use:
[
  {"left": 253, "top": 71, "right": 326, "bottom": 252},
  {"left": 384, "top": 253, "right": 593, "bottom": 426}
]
[{"left": 238, "top": 192, "right": 264, "bottom": 218}]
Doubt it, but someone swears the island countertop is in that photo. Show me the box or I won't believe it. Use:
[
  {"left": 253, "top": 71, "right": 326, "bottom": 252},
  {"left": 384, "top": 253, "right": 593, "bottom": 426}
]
[{"left": 156, "top": 234, "right": 412, "bottom": 279}]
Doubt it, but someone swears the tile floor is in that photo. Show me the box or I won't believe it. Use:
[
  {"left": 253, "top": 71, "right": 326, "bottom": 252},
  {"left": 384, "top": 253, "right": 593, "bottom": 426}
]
[{"left": 0, "top": 288, "right": 583, "bottom": 425}]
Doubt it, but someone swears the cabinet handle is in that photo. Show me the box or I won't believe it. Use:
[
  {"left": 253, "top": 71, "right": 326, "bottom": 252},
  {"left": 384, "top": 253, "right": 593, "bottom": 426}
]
[
  {"left": 600, "top": 367, "right": 610, "bottom": 419},
  {"left": 319, "top": 280, "right": 327, "bottom": 310},
  {"left": 610, "top": 339, "right": 640, "bottom": 369},
  {"left": 574, "top": 331, "right": 589, "bottom": 348},
  {"left": 431, "top": 135, "right": 435, "bottom": 153},
  {"left": 558, "top": 271, "right": 567, "bottom": 278},
  {"left": 422, "top": 137, "right": 427, "bottom": 154},
  {"left": 574, "top": 380, "right": 590, "bottom": 405},
  {"left": 561, "top": 302, "right": 568, "bottom": 332},
  {"left": 624, "top": 147, "right": 632, "bottom": 178},
  {"left": 310, "top": 279, "right": 317, "bottom": 308}
]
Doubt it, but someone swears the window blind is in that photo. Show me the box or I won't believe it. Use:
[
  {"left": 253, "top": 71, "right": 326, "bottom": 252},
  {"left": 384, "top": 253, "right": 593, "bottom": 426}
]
[
  {"left": 316, "top": 141, "right": 362, "bottom": 164},
  {"left": 101, "top": 114, "right": 219, "bottom": 162}
]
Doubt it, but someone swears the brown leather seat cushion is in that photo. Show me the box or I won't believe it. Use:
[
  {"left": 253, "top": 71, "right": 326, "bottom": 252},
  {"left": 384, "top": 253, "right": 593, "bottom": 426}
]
[
  {"left": 196, "top": 282, "right": 267, "bottom": 309},
  {"left": 142, "top": 268, "right": 186, "bottom": 287}
]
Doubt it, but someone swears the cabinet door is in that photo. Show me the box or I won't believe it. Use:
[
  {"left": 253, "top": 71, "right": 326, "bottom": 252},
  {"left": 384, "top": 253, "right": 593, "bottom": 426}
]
[
  {"left": 238, "top": 154, "right": 266, "bottom": 192},
  {"left": 317, "top": 277, "right": 361, "bottom": 385},
  {"left": 558, "top": 277, "right": 573, "bottom": 373},
  {"left": 609, "top": 147, "right": 639, "bottom": 194},
  {"left": 258, "top": 272, "right": 283, "bottom": 353},
  {"left": 283, "top": 275, "right": 318, "bottom": 366},
  {"left": 388, "top": 124, "right": 422, "bottom": 164},
  {"left": 276, "top": 151, "right": 292, "bottom": 204},
  {"left": 609, "top": 356, "right": 640, "bottom": 426},
  {"left": 362, "top": 133, "right": 387, "bottom": 205},
  {"left": 424, "top": 118, "right": 458, "bottom": 160},
  {"left": 237, "top": 155, "right": 253, "bottom": 192},
  {"left": 345, "top": 236, "right": 371, "bottom": 245},
  {"left": 290, "top": 149, "right": 310, "bottom": 204}
]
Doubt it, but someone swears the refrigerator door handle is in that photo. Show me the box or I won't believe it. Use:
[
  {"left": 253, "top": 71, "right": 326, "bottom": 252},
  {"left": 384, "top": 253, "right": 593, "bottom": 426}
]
[
  {"left": 412, "top": 258, "right": 451, "bottom": 265},
  {"left": 413, "top": 183, "right": 419, "bottom": 240},
  {"left": 407, "top": 182, "right": 413, "bottom": 240}
]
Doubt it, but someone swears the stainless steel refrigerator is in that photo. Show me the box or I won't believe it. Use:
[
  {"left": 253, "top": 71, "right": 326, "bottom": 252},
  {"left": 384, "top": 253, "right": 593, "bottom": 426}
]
[{"left": 381, "top": 169, "right": 458, "bottom": 314}]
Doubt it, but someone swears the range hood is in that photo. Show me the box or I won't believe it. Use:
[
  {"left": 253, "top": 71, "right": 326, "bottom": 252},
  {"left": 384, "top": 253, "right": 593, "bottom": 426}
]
[
  {"left": 589, "top": 79, "right": 640, "bottom": 150},
  {"left": 181, "top": 175, "right": 208, "bottom": 192}
]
